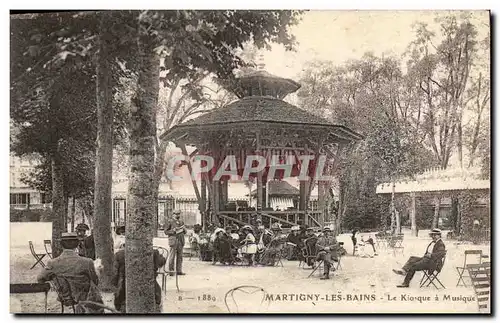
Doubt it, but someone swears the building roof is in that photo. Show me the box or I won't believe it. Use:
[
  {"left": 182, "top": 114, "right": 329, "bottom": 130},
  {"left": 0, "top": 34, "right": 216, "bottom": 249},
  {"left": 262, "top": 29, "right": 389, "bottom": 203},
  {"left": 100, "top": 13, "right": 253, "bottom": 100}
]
[
  {"left": 376, "top": 167, "right": 490, "bottom": 194},
  {"left": 250, "top": 180, "right": 300, "bottom": 197}
]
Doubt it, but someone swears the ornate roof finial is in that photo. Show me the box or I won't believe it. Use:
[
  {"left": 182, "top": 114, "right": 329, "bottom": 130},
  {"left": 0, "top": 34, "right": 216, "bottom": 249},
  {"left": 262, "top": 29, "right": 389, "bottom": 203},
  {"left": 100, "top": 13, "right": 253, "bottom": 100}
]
[{"left": 257, "top": 53, "right": 266, "bottom": 71}]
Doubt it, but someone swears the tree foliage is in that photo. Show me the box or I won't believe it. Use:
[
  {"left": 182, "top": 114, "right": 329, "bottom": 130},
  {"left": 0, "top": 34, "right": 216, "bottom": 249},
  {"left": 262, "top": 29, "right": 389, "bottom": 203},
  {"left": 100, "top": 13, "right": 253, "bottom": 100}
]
[{"left": 298, "top": 14, "right": 489, "bottom": 231}]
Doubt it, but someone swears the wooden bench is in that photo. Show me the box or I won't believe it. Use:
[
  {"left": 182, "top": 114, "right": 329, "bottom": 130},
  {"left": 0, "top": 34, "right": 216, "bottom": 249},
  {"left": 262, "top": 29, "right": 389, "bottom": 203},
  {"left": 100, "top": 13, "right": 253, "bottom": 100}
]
[{"left": 10, "top": 283, "right": 51, "bottom": 313}]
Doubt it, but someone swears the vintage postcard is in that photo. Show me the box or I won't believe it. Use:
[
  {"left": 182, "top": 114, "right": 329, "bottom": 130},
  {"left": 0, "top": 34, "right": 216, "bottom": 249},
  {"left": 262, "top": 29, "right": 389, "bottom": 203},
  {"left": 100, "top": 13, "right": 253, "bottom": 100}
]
[{"left": 9, "top": 10, "right": 491, "bottom": 314}]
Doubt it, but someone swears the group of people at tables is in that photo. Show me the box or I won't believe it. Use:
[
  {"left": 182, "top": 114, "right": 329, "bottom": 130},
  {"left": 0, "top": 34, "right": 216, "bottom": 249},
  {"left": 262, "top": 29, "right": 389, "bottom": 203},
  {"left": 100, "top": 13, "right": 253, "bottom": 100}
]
[
  {"left": 32, "top": 212, "right": 447, "bottom": 313},
  {"left": 189, "top": 220, "right": 351, "bottom": 280}
]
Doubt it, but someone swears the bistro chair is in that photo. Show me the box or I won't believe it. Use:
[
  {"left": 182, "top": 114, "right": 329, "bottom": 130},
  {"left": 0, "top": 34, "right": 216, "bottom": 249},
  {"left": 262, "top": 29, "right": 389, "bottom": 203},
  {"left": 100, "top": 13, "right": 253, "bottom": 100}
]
[
  {"left": 29, "top": 241, "right": 46, "bottom": 269},
  {"left": 48, "top": 274, "right": 117, "bottom": 313},
  {"left": 224, "top": 285, "right": 269, "bottom": 313},
  {"left": 420, "top": 251, "right": 447, "bottom": 289},
  {"left": 299, "top": 236, "right": 318, "bottom": 269},
  {"left": 44, "top": 240, "right": 52, "bottom": 259},
  {"left": 153, "top": 246, "right": 179, "bottom": 293},
  {"left": 456, "top": 249, "right": 489, "bottom": 287}
]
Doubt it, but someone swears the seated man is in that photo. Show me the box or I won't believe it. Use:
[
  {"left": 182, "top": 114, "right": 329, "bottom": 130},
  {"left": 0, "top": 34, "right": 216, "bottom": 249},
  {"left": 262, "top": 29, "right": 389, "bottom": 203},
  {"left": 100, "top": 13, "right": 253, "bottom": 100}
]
[
  {"left": 76, "top": 223, "right": 96, "bottom": 260},
  {"left": 286, "top": 226, "right": 303, "bottom": 260},
  {"left": 393, "top": 229, "right": 446, "bottom": 287},
  {"left": 37, "top": 232, "right": 104, "bottom": 313},
  {"left": 302, "top": 228, "right": 317, "bottom": 267},
  {"left": 315, "top": 227, "right": 339, "bottom": 280},
  {"left": 112, "top": 245, "right": 166, "bottom": 313},
  {"left": 259, "top": 223, "right": 285, "bottom": 266}
]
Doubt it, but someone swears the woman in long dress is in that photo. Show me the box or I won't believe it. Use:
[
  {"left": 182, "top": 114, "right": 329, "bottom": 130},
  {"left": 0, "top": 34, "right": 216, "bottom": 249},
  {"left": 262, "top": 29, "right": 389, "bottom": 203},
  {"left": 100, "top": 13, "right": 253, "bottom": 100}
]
[{"left": 240, "top": 226, "right": 257, "bottom": 266}]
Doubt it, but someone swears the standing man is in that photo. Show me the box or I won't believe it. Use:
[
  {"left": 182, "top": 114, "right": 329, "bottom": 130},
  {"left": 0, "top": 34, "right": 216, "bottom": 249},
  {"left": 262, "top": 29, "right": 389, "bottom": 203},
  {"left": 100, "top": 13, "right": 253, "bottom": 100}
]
[
  {"left": 315, "top": 227, "right": 339, "bottom": 280},
  {"left": 37, "top": 233, "right": 104, "bottom": 313},
  {"left": 392, "top": 228, "right": 446, "bottom": 287},
  {"left": 164, "top": 210, "right": 186, "bottom": 276}
]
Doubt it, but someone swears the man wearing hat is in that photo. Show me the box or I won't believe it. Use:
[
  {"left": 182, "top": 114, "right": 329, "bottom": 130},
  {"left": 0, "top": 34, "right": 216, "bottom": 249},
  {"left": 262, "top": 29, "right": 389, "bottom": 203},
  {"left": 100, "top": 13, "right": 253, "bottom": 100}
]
[
  {"left": 75, "top": 223, "right": 96, "bottom": 260},
  {"left": 301, "top": 227, "right": 318, "bottom": 268},
  {"left": 164, "top": 210, "right": 186, "bottom": 275},
  {"left": 393, "top": 228, "right": 446, "bottom": 287},
  {"left": 259, "top": 223, "right": 284, "bottom": 266},
  {"left": 315, "top": 227, "right": 339, "bottom": 280},
  {"left": 37, "top": 233, "right": 104, "bottom": 313},
  {"left": 286, "top": 226, "right": 302, "bottom": 260}
]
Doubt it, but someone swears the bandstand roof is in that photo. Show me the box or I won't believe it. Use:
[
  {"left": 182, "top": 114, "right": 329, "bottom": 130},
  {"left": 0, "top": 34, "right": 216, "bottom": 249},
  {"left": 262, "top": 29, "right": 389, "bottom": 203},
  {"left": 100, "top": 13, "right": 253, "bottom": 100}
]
[{"left": 160, "top": 96, "right": 363, "bottom": 144}]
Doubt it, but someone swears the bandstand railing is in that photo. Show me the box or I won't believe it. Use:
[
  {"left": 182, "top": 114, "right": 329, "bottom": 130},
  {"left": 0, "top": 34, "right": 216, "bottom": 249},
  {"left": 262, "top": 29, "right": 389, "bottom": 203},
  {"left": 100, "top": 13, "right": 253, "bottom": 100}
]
[{"left": 217, "top": 210, "right": 323, "bottom": 228}]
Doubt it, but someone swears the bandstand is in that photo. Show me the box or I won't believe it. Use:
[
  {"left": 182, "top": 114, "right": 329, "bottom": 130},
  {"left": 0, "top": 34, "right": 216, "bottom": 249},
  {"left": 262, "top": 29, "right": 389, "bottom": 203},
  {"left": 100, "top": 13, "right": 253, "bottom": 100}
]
[{"left": 160, "top": 70, "right": 362, "bottom": 229}]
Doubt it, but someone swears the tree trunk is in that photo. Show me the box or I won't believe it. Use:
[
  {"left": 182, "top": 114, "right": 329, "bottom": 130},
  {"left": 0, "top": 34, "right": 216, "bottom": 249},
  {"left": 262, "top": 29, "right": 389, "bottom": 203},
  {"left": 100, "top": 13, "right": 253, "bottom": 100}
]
[
  {"left": 63, "top": 193, "right": 69, "bottom": 232},
  {"left": 395, "top": 209, "right": 401, "bottom": 234},
  {"left": 70, "top": 196, "right": 76, "bottom": 232},
  {"left": 432, "top": 195, "right": 441, "bottom": 229},
  {"left": 51, "top": 153, "right": 65, "bottom": 258},
  {"left": 152, "top": 181, "right": 160, "bottom": 237},
  {"left": 410, "top": 192, "right": 417, "bottom": 237},
  {"left": 457, "top": 119, "right": 463, "bottom": 168},
  {"left": 93, "top": 13, "right": 115, "bottom": 291},
  {"left": 318, "top": 181, "right": 328, "bottom": 225},
  {"left": 126, "top": 23, "right": 159, "bottom": 313},
  {"left": 390, "top": 180, "right": 396, "bottom": 235}
]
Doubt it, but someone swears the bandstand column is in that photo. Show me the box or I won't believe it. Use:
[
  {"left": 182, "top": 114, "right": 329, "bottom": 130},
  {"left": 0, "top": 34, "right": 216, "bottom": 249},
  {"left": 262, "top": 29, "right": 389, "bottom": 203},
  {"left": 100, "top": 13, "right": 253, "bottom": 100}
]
[
  {"left": 200, "top": 178, "right": 206, "bottom": 227},
  {"left": 299, "top": 181, "right": 307, "bottom": 211},
  {"left": 256, "top": 131, "right": 263, "bottom": 212},
  {"left": 213, "top": 180, "right": 220, "bottom": 216},
  {"left": 256, "top": 173, "right": 263, "bottom": 212},
  {"left": 219, "top": 180, "right": 228, "bottom": 211}
]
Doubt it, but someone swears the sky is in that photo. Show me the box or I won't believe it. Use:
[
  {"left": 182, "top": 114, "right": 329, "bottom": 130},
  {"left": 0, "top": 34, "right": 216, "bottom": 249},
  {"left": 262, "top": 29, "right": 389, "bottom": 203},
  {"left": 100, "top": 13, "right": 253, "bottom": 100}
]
[{"left": 260, "top": 10, "right": 490, "bottom": 80}]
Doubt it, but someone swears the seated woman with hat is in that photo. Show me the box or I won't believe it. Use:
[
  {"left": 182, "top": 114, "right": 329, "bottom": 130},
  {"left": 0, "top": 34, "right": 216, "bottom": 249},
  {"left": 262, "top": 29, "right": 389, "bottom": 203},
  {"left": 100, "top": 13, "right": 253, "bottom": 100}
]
[{"left": 239, "top": 225, "right": 257, "bottom": 266}]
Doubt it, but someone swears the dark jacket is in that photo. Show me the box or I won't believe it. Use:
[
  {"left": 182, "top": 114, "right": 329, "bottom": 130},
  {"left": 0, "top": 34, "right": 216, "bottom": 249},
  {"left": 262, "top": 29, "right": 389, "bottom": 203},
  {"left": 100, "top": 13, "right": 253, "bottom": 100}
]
[
  {"left": 78, "top": 235, "right": 96, "bottom": 260},
  {"left": 37, "top": 249, "right": 103, "bottom": 313},
  {"left": 112, "top": 249, "right": 166, "bottom": 311},
  {"left": 425, "top": 239, "right": 446, "bottom": 270},
  {"left": 164, "top": 218, "right": 186, "bottom": 246}
]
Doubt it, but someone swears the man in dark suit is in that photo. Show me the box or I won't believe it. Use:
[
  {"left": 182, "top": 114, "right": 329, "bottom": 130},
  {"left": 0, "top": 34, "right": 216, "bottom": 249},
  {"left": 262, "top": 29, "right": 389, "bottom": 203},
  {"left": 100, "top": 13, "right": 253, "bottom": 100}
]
[
  {"left": 112, "top": 246, "right": 166, "bottom": 313},
  {"left": 393, "top": 228, "right": 446, "bottom": 287},
  {"left": 164, "top": 210, "right": 186, "bottom": 275},
  {"left": 75, "top": 223, "right": 96, "bottom": 260},
  {"left": 315, "top": 227, "right": 340, "bottom": 280},
  {"left": 37, "top": 232, "right": 104, "bottom": 313}
]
